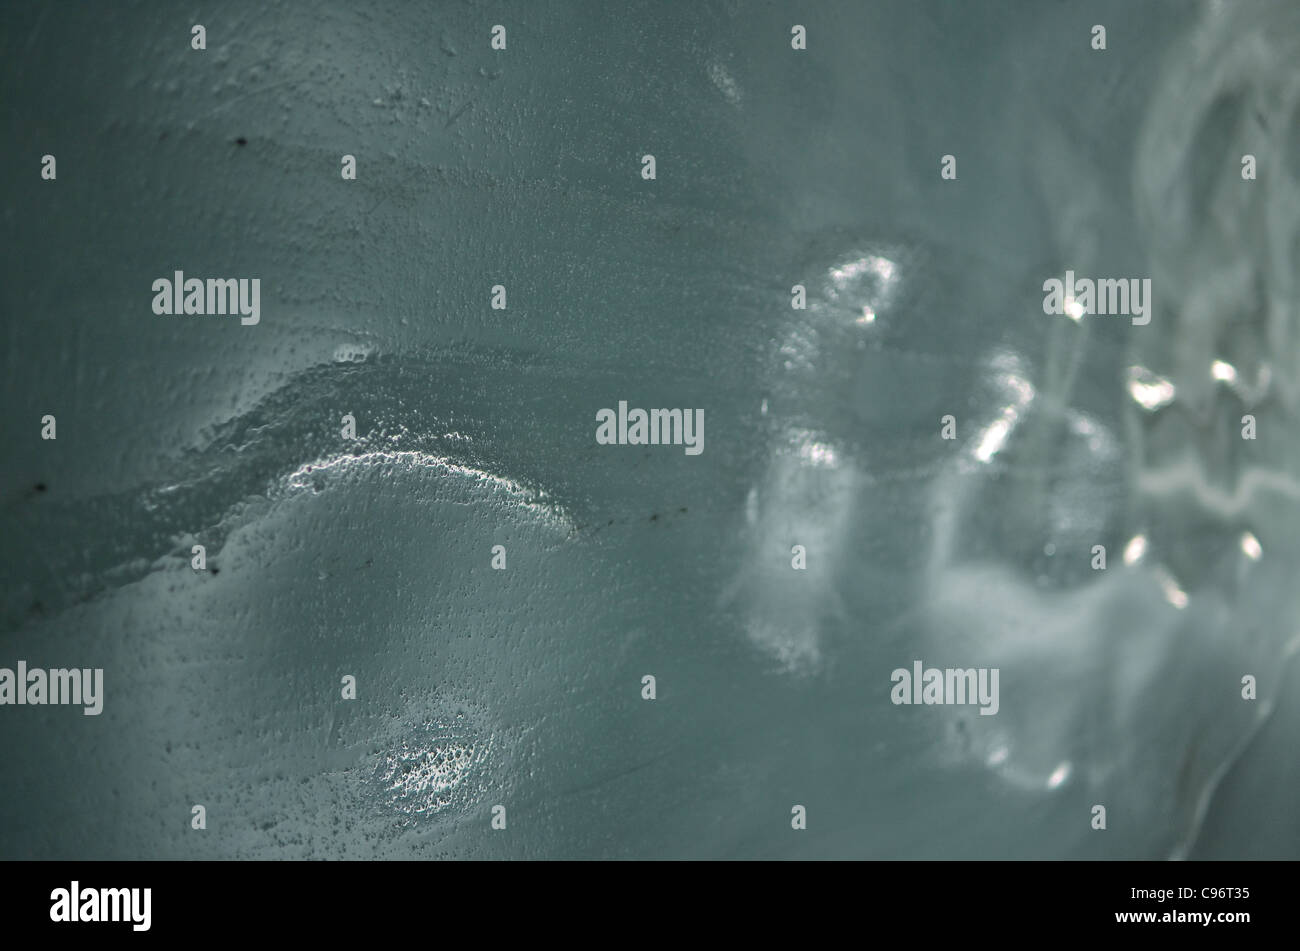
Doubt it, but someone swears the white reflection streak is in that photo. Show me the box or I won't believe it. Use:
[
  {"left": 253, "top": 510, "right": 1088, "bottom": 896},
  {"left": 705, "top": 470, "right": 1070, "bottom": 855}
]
[
  {"left": 1211, "top": 359, "right": 1237, "bottom": 383},
  {"left": 796, "top": 434, "right": 840, "bottom": 469},
  {"left": 829, "top": 255, "right": 896, "bottom": 290},
  {"left": 1127, "top": 366, "right": 1176, "bottom": 411},
  {"left": 828, "top": 255, "right": 899, "bottom": 326},
  {"left": 973, "top": 362, "right": 1035, "bottom": 464},
  {"left": 378, "top": 741, "right": 476, "bottom": 816},
  {"left": 1241, "top": 532, "right": 1262, "bottom": 560},
  {"left": 1046, "top": 761, "right": 1072, "bottom": 789},
  {"left": 284, "top": 449, "right": 569, "bottom": 527},
  {"left": 1154, "top": 567, "right": 1189, "bottom": 610},
  {"left": 1123, "top": 534, "right": 1147, "bottom": 565}
]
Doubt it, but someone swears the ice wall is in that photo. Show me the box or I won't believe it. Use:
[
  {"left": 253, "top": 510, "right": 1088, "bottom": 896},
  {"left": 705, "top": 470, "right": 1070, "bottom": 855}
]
[{"left": 2, "top": 0, "right": 1297, "bottom": 859}]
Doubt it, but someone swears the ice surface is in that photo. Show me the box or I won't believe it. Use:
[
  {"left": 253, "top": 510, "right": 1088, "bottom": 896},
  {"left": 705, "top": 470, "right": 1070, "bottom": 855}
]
[{"left": 2, "top": 0, "right": 1298, "bottom": 859}]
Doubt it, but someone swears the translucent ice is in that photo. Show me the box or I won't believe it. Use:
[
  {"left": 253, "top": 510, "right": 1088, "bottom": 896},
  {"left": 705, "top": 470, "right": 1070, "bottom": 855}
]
[{"left": 2, "top": 0, "right": 1298, "bottom": 859}]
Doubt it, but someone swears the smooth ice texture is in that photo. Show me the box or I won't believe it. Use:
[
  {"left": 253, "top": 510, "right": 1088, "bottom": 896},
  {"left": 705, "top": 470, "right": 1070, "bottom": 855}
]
[{"left": 2, "top": 0, "right": 1299, "bottom": 859}]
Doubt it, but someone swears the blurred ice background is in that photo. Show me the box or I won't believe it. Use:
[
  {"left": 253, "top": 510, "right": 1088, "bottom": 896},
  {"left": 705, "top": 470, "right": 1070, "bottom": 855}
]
[{"left": 1, "top": 0, "right": 1298, "bottom": 859}]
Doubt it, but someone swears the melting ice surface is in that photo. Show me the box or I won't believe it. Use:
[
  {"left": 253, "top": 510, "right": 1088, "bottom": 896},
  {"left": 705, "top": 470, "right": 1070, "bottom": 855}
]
[{"left": 2, "top": 0, "right": 1300, "bottom": 859}]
